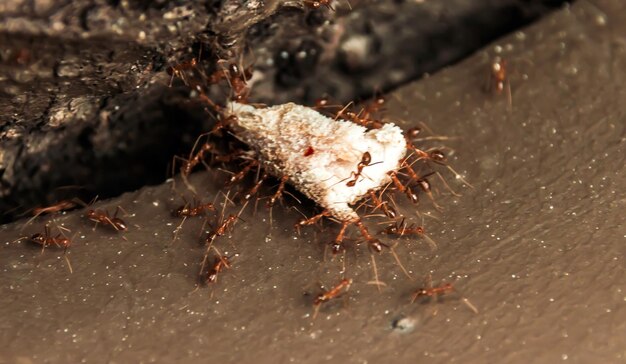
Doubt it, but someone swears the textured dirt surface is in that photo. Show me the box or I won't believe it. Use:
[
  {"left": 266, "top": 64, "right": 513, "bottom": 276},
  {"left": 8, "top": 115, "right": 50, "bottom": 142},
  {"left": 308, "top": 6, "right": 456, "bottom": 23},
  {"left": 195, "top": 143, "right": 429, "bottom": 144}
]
[{"left": 1, "top": 0, "right": 625, "bottom": 363}]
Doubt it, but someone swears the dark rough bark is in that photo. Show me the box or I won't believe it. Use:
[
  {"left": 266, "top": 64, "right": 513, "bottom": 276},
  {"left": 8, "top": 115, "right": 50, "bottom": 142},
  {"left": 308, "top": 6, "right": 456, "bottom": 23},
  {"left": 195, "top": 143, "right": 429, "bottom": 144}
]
[{"left": 0, "top": 0, "right": 569, "bottom": 221}]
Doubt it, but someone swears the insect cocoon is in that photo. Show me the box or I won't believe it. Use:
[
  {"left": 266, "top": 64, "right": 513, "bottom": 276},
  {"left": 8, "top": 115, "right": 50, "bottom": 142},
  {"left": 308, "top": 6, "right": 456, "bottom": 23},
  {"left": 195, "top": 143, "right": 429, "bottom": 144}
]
[{"left": 225, "top": 102, "right": 407, "bottom": 221}]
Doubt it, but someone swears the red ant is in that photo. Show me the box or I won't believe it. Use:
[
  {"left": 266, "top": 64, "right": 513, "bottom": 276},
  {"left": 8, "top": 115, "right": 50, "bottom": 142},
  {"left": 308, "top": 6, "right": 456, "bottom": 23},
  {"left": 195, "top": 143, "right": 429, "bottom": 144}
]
[
  {"left": 167, "top": 58, "right": 199, "bottom": 87},
  {"left": 382, "top": 218, "right": 424, "bottom": 236},
  {"left": 486, "top": 57, "right": 512, "bottom": 109},
  {"left": 199, "top": 213, "right": 242, "bottom": 285},
  {"left": 489, "top": 57, "right": 507, "bottom": 94},
  {"left": 181, "top": 141, "right": 214, "bottom": 177},
  {"left": 411, "top": 282, "right": 454, "bottom": 303},
  {"left": 359, "top": 95, "right": 386, "bottom": 123},
  {"left": 32, "top": 200, "right": 78, "bottom": 217},
  {"left": 403, "top": 146, "right": 473, "bottom": 190},
  {"left": 410, "top": 276, "right": 479, "bottom": 313},
  {"left": 208, "top": 61, "right": 253, "bottom": 103},
  {"left": 388, "top": 171, "right": 420, "bottom": 204},
  {"left": 86, "top": 207, "right": 127, "bottom": 231},
  {"left": 205, "top": 254, "right": 232, "bottom": 284},
  {"left": 312, "top": 278, "right": 352, "bottom": 319},
  {"left": 206, "top": 214, "right": 238, "bottom": 243},
  {"left": 29, "top": 225, "right": 71, "bottom": 250},
  {"left": 24, "top": 225, "right": 74, "bottom": 273},
  {"left": 346, "top": 152, "right": 372, "bottom": 187},
  {"left": 174, "top": 200, "right": 215, "bottom": 217},
  {"left": 24, "top": 199, "right": 83, "bottom": 227},
  {"left": 381, "top": 218, "right": 437, "bottom": 251}
]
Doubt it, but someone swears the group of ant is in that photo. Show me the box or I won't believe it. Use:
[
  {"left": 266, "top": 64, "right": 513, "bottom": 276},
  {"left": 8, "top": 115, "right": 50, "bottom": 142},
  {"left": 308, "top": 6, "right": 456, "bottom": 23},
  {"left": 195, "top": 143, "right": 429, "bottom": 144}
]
[
  {"left": 14, "top": 199, "right": 129, "bottom": 273},
  {"left": 164, "top": 51, "right": 485, "bottom": 318}
]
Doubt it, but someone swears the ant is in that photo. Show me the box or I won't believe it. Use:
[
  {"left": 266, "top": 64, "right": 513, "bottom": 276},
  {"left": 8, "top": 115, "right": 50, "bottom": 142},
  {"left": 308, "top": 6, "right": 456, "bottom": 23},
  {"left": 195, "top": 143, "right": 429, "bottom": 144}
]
[
  {"left": 486, "top": 57, "right": 512, "bottom": 109},
  {"left": 23, "top": 198, "right": 83, "bottom": 227},
  {"left": 205, "top": 254, "right": 232, "bottom": 284},
  {"left": 359, "top": 95, "right": 386, "bottom": 123},
  {"left": 410, "top": 275, "right": 479, "bottom": 313},
  {"left": 29, "top": 225, "right": 71, "bottom": 250},
  {"left": 381, "top": 218, "right": 437, "bottom": 251},
  {"left": 346, "top": 152, "right": 372, "bottom": 187},
  {"left": 312, "top": 278, "right": 352, "bottom": 319},
  {"left": 86, "top": 207, "right": 128, "bottom": 231},
  {"left": 181, "top": 141, "right": 214, "bottom": 177},
  {"left": 198, "top": 213, "right": 242, "bottom": 284},
  {"left": 382, "top": 218, "right": 424, "bottom": 236},
  {"left": 208, "top": 61, "right": 253, "bottom": 103},
  {"left": 174, "top": 200, "right": 216, "bottom": 218},
  {"left": 489, "top": 57, "right": 507, "bottom": 94},
  {"left": 32, "top": 200, "right": 78, "bottom": 217},
  {"left": 206, "top": 214, "right": 239, "bottom": 244},
  {"left": 404, "top": 147, "right": 473, "bottom": 190},
  {"left": 167, "top": 57, "right": 199, "bottom": 87},
  {"left": 388, "top": 171, "right": 420, "bottom": 204},
  {"left": 411, "top": 282, "right": 454, "bottom": 303}
]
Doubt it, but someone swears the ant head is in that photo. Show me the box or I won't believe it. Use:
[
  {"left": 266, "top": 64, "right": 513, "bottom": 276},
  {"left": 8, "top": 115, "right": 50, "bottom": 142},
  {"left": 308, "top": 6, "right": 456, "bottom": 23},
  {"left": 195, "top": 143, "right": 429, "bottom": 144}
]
[
  {"left": 330, "top": 241, "right": 344, "bottom": 255},
  {"left": 368, "top": 239, "right": 385, "bottom": 253},
  {"left": 415, "top": 288, "right": 429, "bottom": 297},
  {"left": 175, "top": 206, "right": 190, "bottom": 216},
  {"left": 405, "top": 188, "right": 419, "bottom": 204},
  {"left": 405, "top": 127, "right": 421, "bottom": 140},
  {"left": 430, "top": 150, "right": 446, "bottom": 163},
  {"left": 362, "top": 151, "right": 372, "bottom": 164},
  {"left": 206, "top": 272, "right": 218, "bottom": 284},
  {"left": 383, "top": 224, "right": 399, "bottom": 235},
  {"left": 228, "top": 63, "right": 240, "bottom": 76},
  {"left": 30, "top": 233, "right": 44, "bottom": 244}
]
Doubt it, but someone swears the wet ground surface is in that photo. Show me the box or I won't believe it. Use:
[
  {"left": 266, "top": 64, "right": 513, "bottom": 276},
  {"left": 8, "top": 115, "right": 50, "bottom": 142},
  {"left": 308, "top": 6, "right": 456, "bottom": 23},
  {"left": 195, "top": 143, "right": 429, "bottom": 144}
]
[{"left": 1, "top": 1, "right": 625, "bottom": 363}]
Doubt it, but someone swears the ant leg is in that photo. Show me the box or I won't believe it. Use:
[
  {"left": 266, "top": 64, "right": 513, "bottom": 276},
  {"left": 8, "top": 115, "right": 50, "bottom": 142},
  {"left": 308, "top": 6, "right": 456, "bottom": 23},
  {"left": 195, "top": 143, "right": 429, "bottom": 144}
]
[
  {"left": 367, "top": 190, "right": 396, "bottom": 218},
  {"left": 388, "top": 243, "right": 412, "bottom": 279},
  {"left": 267, "top": 175, "right": 289, "bottom": 207},
  {"left": 388, "top": 171, "right": 419, "bottom": 204},
  {"left": 354, "top": 220, "right": 386, "bottom": 292},
  {"left": 329, "top": 221, "right": 350, "bottom": 255}
]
